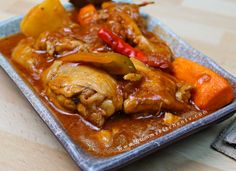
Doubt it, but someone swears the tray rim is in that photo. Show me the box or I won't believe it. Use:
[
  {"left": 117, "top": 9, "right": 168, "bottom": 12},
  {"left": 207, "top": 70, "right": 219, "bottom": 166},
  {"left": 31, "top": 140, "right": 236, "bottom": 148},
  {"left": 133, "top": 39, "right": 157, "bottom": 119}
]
[{"left": 0, "top": 3, "right": 236, "bottom": 171}]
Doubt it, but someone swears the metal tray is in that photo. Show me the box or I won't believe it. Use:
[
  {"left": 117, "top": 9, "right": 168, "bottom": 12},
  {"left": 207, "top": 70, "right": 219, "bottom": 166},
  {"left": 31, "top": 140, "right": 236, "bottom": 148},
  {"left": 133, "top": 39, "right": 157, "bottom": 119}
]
[{"left": 0, "top": 2, "right": 236, "bottom": 171}]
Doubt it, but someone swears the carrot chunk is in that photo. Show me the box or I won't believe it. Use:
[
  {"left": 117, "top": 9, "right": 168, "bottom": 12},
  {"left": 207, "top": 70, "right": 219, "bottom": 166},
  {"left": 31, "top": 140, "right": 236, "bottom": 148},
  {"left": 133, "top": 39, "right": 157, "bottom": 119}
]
[
  {"left": 172, "top": 57, "right": 234, "bottom": 112},
  {"left": 77, "top": 4, "right": 97, "bottom": 25}
]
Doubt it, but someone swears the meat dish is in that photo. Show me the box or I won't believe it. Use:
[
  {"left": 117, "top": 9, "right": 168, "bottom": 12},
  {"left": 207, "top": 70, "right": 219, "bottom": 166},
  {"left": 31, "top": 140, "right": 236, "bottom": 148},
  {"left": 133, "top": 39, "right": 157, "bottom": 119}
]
[{"left": 0, "top": 0, "right": 234, "bottom": 157}]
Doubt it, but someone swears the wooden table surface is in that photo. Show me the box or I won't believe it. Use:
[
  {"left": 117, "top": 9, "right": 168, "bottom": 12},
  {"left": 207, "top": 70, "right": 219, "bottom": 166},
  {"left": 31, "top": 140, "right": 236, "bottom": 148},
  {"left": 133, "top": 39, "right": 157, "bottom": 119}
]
[{"left": 0, "top": 0, "right": 236, "bottom": 171}]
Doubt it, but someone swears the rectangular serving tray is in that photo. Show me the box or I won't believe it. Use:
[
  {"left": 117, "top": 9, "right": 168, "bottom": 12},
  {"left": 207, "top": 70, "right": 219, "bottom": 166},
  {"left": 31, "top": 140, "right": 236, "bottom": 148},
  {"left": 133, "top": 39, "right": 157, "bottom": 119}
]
[{"left": 0, "top": 2, "right": 236, "bottom": 171}]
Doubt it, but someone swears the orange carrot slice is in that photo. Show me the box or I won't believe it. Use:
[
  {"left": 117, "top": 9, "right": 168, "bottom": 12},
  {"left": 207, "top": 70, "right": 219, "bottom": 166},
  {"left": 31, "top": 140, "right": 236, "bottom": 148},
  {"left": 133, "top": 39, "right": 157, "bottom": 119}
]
[
  {"left": 77, "top": 4, "right": 97, "bottom": 25},
  {"left": 172, "top": 57, "right": 234, "bottom": 112}
]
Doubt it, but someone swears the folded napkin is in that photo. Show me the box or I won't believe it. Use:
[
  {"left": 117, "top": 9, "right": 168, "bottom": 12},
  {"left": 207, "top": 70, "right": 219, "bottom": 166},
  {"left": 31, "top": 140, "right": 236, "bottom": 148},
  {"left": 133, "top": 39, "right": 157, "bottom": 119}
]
[{"left": 212, "top": 118, "right": 236, "bottom": 160}]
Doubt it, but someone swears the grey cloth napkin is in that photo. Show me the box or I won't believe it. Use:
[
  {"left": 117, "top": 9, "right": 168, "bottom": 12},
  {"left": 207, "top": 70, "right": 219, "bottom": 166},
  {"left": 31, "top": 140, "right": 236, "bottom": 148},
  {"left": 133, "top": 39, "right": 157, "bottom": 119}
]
[{"left": 212, "top": 118, "right": 236, "bottom": 160}]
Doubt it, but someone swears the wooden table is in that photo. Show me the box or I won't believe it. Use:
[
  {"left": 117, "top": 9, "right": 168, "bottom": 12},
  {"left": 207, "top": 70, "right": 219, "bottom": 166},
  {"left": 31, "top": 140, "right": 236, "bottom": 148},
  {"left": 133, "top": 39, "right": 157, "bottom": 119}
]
[{"left": 0, "top": 0, "right": 236, "bottom": 170}]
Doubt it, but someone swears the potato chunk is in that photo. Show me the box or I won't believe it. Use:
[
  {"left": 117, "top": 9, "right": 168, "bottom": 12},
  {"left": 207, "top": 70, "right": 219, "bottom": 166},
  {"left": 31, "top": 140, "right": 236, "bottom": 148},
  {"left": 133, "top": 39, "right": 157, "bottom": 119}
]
[
  {"left": 163, "top": 112, "right": 180, "bottom": 125},
  {"left": 21, "top": 0, "right": 70, "bottom": 37}
]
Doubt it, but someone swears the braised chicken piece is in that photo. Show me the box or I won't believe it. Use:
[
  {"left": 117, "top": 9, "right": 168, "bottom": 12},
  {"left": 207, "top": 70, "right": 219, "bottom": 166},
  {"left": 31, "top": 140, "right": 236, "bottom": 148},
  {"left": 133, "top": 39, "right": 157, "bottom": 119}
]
[
  {"left": 42, "top": 61, "right": 123, "bottom": 127},
  {"left": 34, "top": 29, "right": 88, "bottom": 57},
  {"left": 123, "top": 58, "right": 192, "bottom": 114},
  {"left": 12, "top": 37, "right": 51, "bottom": 79}
]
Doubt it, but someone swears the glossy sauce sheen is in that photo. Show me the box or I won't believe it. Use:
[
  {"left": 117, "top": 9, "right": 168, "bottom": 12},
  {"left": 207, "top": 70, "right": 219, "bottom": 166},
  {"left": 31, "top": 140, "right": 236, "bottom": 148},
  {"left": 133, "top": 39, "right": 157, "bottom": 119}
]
[{"left": 0, "top": 34, "right": 207, "bottom": 157}]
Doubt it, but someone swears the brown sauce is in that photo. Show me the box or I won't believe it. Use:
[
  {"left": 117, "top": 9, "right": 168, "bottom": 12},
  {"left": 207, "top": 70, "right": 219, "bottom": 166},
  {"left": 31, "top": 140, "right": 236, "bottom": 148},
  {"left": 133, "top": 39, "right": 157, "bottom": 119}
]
[{"left": 0, "top": 33, "right": 208, "bottom": 157}]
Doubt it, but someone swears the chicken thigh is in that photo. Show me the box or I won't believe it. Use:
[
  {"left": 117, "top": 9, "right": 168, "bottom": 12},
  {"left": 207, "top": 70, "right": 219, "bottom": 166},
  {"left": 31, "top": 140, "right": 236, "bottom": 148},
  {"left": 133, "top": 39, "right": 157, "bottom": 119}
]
[
  {"left": 123, "top": 58, "right": 192, "bottom": 114},
  {"left": 42, "top": 61, "right": 123, "bottom": 127}
]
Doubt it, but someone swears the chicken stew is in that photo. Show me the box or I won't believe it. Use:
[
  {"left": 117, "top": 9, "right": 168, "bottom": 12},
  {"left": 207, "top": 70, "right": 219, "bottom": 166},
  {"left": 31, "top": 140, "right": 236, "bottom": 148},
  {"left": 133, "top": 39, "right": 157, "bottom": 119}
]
[{"left": 0, "top": 0, "right": 234, "bottom": 157}]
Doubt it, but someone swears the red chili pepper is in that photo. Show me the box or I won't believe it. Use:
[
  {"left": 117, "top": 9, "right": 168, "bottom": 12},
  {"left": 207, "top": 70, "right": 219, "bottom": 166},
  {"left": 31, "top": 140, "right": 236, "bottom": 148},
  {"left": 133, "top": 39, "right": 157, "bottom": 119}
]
[
  {"left": 98, "top": 28, "right": 170, "bottom": 69},
  {"left": 98, "top": 28, "right": 147, "bottom": 61}
]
